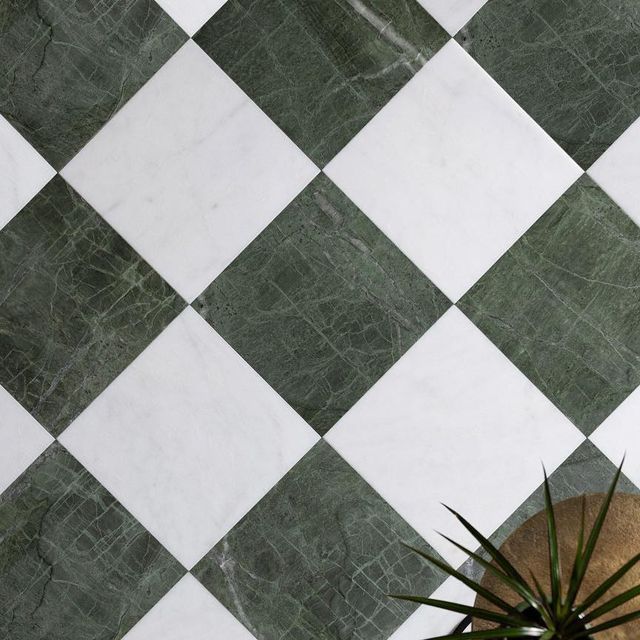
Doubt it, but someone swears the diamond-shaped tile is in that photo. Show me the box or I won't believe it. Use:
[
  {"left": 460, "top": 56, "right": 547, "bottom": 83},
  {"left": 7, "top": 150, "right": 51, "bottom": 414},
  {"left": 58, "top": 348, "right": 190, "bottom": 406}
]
[
  {"left": 0, "top": 176, "right": 184, "bottom": 436},
  {"left": 456, "top": 0, "right": 640, "bottom": 169},
  {"left": 591, "top": 385, "right": 640, "bottom": 490},
  {"left": 416, "top": 0, "right": 488, "bottom": 36},
  {"left": 326, "top": 308, "right": 584, "bottom": 566},
  {"left": 122, "top": 574, "right": 257, "bottom": 640},
  {"left": 194, "top": 174, "right": 450, "bottom": 435},
  {"left": 192, "top": 440, "right": 447, "bottom": 640},
  {"left": 326, "top": 41, "right": 581, "bottom": 302},
  {"left": 0, "top": 115, "right": 54, "bottom": 231},
  {"left": 0, "top": 443, "right": 184, "bottom": 640},
  {"left": 153, "top": 0, "right": 228, "bottom": 35},
  {"left": 60, "top": 308, "right": 319, "bottom": 569},
  {"left": 62, "top": 41, "right": 318, "bottom": 302},
  {"left": 0, "top": 385, "right": 53, "bottom": 495},
  {"left": 0, "top": 0, "right": 186, "bottom": 170},
  {"left": 193, "top": 0, "right": 448, "bottom": 166},
  {"left": 459, "top": 175, "right": 640, "bottom": 436},
  {"left": 589, "top": 115, "right": 640, "bottom": 226}
]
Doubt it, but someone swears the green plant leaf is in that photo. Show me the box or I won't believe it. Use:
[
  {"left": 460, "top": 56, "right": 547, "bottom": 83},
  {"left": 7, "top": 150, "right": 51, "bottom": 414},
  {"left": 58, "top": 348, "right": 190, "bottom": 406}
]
[
  {"left": 442, "top": 505, "right": 532, "bottom": 590},
  {"left": 388, "top": 594, "right": 528, "bottom": 626},
  {"left": 563, "top": 459, "right": 624, "bottom": 627},
  {"left": 401, "top": 542, "right": 524, "bottom": 617},
  {"left": 564, "top": 495, "right": 587, "bottom": 616},
  {"left": 437, "top": 531, "right": 553, "bottom": 627},
  {"left": 568, "top": 549, "right": 640, "bottom": 623},
  {"left": 570, "top": 608, "right": 640, "bottom": 637},
  {"left": 414, "top": 626, "right": 547, "bottom": 639},
  {"left": 543, "top": 467, "right": 562, "bottom": 617},
  {"left": 581, "top": 583, "right": 640, "bottom": 624},
  {"left": 528, "top": 569, "right": 554, "bottom": 621}
]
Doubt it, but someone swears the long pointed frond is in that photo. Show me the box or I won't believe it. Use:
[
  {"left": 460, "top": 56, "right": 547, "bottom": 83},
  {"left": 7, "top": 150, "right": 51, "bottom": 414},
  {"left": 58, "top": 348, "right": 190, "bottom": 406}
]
[
  {"left": 442, "top": 504, "right": 532, "bottom": 590},
  {"left": 568, "top": 549, "right": 640, "bottom": 623},
  {"left": 571, "top": 608, "right": 640, "bottom": 637},
  {"left": 581, "top": 583, "right": 640, "bottom": 624},
  {"left": 401, "top": 542, "right": 524, "bottom": 617},
  {"left": 414, "top": 626, "right": 546, "bottom": 639},
  {"left": 543, "top": 467, "right": 561, "bottom": 616},
  {"left": 565, "top": 459, "right": 624, "bottom": 613},
  {"left": 437, "top": 532, "right": 552, "bottom": 627},
  {"left": 388, "top": 594, "right": 528, "bottom": 626}
]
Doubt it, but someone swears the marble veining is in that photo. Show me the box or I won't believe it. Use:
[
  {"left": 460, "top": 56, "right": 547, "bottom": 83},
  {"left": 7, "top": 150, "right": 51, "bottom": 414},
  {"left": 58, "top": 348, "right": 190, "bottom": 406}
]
[
  {"left": 194, "top": 174, "right": 449, "bottom": 435},
  {"left": 2, "top": 1, "right": 640, "bottom": 638},
  {"left": 460, "top": 175, "right": 640, "bottom": 435},
  {"left": 0, "top": 443, "right": 184, "bottom": 640},
  {"left": 61, "top": 41, "right": 318, "bottom": 303},
  {"left": 193, "top": 440, "right": 446, "bottom": 640},
  {"left": 0, "top": 0, "right": 186, "bottom": 169},
  {"left": 60, "top": 308, "right": 318, "bottom": 570},
  {"left": 457, "top": 0, "right": 640, "bottom": 169},
  {"left": 0, "top": 176, "right": 184, "bottom": 436},
  {"left": 194, "top": 0, "right": 448, "bottom": 165}
]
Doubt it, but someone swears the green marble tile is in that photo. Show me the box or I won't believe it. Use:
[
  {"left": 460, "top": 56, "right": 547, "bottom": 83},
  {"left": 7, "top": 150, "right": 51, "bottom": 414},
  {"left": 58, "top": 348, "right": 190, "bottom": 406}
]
[
  {"left": 0, "top": 0, "right": 186, "bottom": 169},
  {"left": 0, "top": 176, "right": 185, "bottom": 436},
  {"left": 194, "top": 174, "right": 449, "bottom": 435},
  {"left": 193, "top": 0, "right": 447, "bottom": 166},
  {"left": 193, "top": 440, "right": 446, "bottom": 640},
  {"left": 459, "top": 175, "right": 640, "bottom": 435},
  {"left": 0, "top": 443, "right": 184, "bottom": 640},
  {"left": 456, "top": 0, "right": 640, "bottom": 169},
  {"left": 462, "top": 440, "right": 638, "bottom": 580}
]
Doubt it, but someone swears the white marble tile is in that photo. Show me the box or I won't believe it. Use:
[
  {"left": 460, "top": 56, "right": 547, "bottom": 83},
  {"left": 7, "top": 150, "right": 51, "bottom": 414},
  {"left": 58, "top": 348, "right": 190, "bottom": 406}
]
[
  {"left": 418, "top": 0, "right": 488, "bottom": 36},
  {"left": 589, "top": 116, "right": 640, "bottom": 226},
  {"left": 325, "top": 41, "right": 581, "bottom": 302},
  {"left": 154, "top": 0, "right": 227, "bottom": 35},
  {"left": 60, "top": 308, "right": 319, "bottom": 568},
  {"left": 590, "top": 387, "right": 640, "bottom": 486},
  {"left": 326, "top": 307, "right": 584, "bottom": 566},
  {"left": 389, "top": 577, "right": 475, "bottom": 640},
  {"left": 62, "top": 41, "right": 318, "bottom": 302},
  {"left": 0, "top": 115, "right": 55, "bottom": 231},
  {"left": 0, "top": 385, "right": 54, "bottom": 495},
  {"left": 122, "top": 574, "right": 256, "bottom": 640}
]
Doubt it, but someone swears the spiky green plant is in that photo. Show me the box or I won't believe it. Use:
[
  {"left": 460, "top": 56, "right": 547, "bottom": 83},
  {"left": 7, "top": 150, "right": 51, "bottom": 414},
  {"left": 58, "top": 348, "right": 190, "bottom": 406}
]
[{"left": 390, "top": 460, "right": 640, "bottom": 639}]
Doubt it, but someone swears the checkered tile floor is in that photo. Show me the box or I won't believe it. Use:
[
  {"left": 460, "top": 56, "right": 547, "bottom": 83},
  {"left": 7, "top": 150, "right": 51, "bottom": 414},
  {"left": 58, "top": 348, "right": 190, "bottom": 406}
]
[{"left": 2, "top": 1, "right": 640, "bottom": 639}]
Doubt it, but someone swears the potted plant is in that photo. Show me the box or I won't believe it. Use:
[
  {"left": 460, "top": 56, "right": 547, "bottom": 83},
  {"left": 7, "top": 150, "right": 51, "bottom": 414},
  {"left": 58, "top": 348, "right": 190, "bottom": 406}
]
[{"left": 391, "top": 462, "right": 640, "bottom": 639}]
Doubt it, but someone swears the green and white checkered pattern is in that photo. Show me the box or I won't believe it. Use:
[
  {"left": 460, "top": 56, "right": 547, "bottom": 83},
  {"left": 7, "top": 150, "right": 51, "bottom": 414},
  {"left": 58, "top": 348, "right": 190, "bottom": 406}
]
[{"left": 3, "top": 1, "right": 640, "bottom": 639}]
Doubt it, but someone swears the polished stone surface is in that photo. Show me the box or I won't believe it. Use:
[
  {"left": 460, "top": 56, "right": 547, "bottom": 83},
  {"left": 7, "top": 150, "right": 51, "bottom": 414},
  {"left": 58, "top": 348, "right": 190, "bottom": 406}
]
[
  {"left": 0, "top": 385, "right": 53, "bottom": 495},
  {"left": 0, "top": 115, "right": 54, "bottom": 231},
  {"left": 4, "top": 1, "right": 640, "bottom": 638},
  {"left": 60, "top": 308, "right": 318, "bottom": 569},
  {"left": 194, "top": 174, "right": 449, "bottom": 435},
  {"left": 121, "top": 575, "right": 257, "bottom": 640},
  {"left": 62, "top": 41, "right": 317, "bottom": 303},
  {"left": 0, "top": 443, "right": 184, "bottom": 640},
  {"left": 457, "top": 0, "right": 640, "bottom": 169},
  {"left": 326, "top": 40, "right": 581, "bottom": 302},
  {"left": 327, "top": 307, "right": 583, "bottom": 567},
  {"left": 459, "top": 175, "right": 640, "bottom": 435},
  {"left": 0, "top": 176, "right": 184, "bottom": 436},
  {"left": 0, "top": 0, "right": 186, "bottom": 169},
  {"left": 193, "top": 440, "right": 446, "bottom": 640},
  {"left": 194, "top": 0, "right": 448, "bottom": 166}
]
